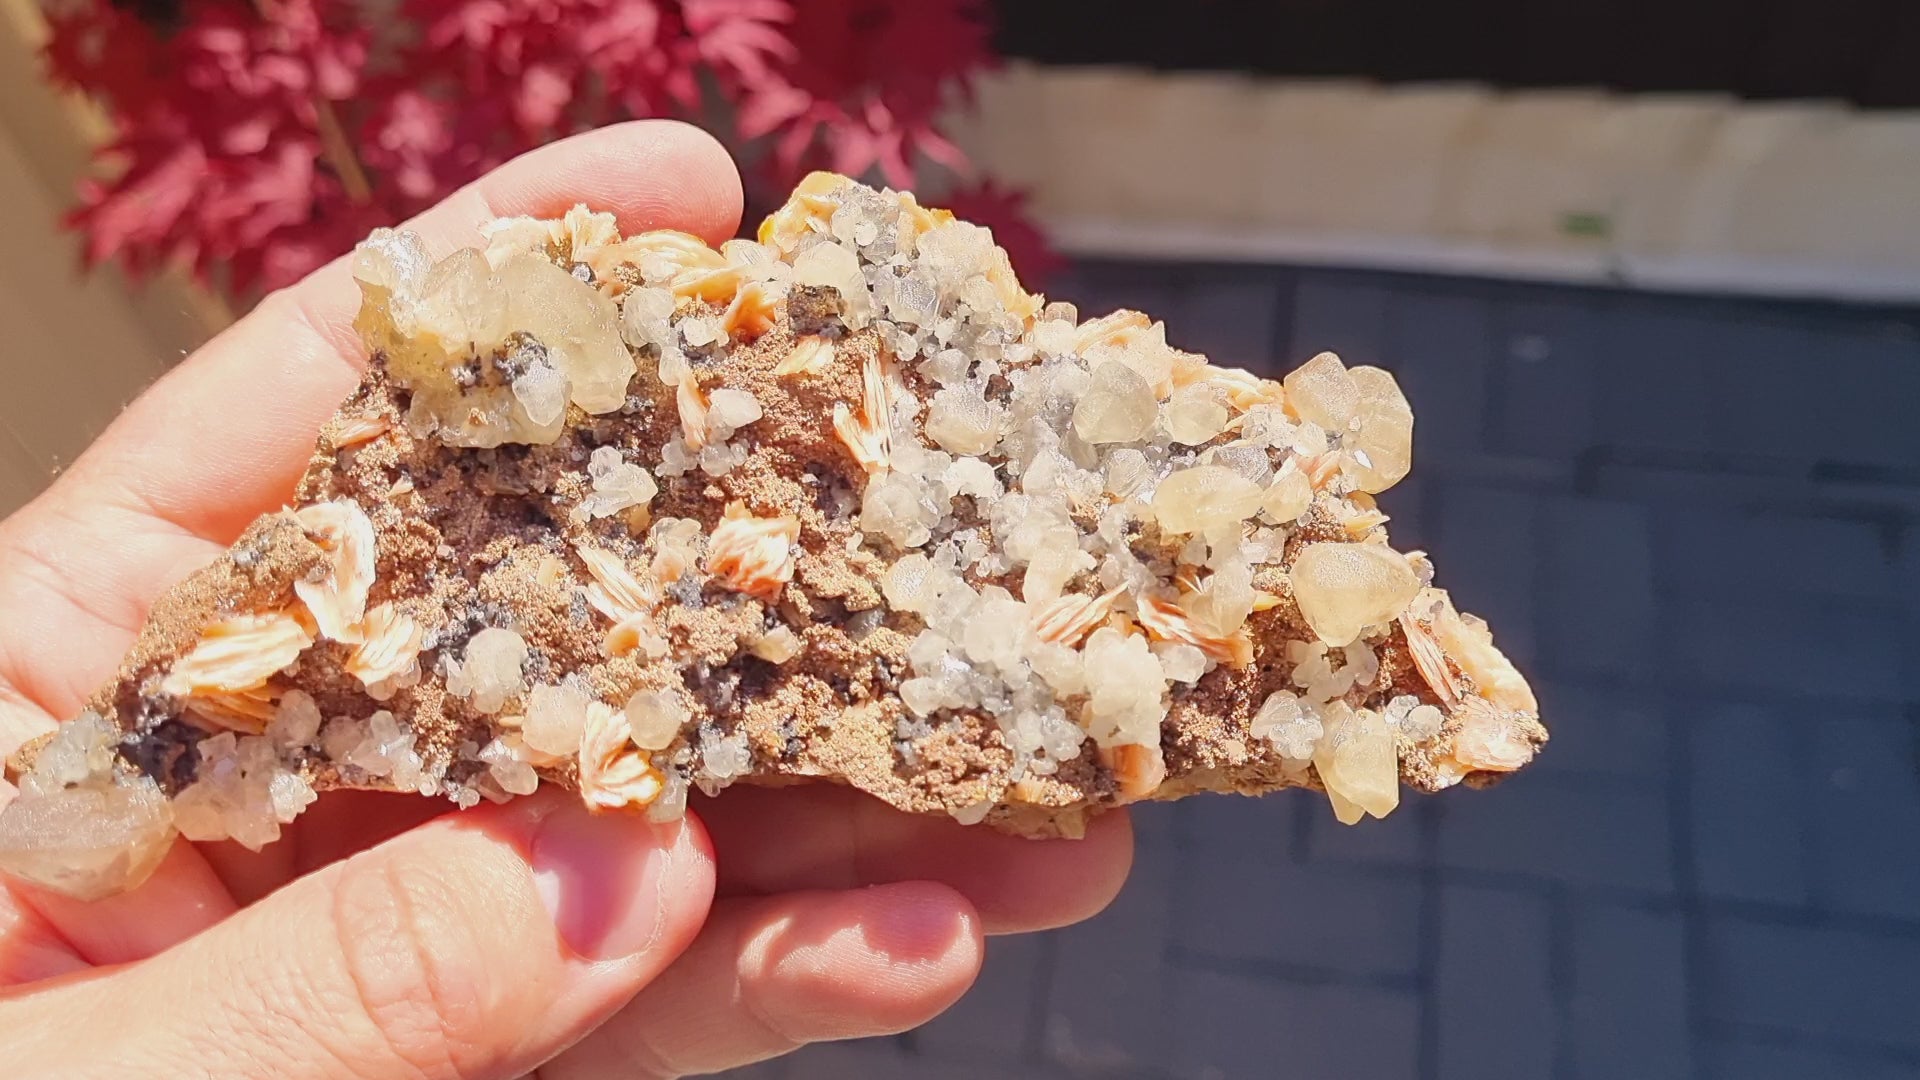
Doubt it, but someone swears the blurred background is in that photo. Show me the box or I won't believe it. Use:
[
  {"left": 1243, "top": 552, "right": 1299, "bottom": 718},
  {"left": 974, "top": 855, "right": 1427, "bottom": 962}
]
[{"left": 2, "top": 0, "right": 1918, "bottom": 1077}]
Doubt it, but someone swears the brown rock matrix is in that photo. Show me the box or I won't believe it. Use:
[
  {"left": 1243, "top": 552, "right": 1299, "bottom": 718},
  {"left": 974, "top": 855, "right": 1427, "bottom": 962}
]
[{"left": 0, "top": 173, "right": 1545, "bottom": 900}]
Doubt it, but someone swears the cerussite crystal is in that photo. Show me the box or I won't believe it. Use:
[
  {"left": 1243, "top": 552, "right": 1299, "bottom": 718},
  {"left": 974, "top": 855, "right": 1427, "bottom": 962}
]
[{"left": 0, "top": 172, "right": 1546, "bottom": 900}]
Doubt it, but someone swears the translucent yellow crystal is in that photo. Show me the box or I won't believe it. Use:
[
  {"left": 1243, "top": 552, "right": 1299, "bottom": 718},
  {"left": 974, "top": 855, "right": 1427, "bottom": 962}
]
[
  {"left": 1344, "top": 366, "right": 1414, "bottom": 494},
  {"left": 1314, "top": 702, "right": 1399, "bottom": 824},
  {"left": 1290, "top": 542, "right": 1420, "bottom": 646},
  {"left": 1073, "top": 361, "right": 1158, "bottom": 444},
  {"left": 1282, "top": 351, "right": 1359, "bottom": 432},
  {"left": 1151, "top": 465, "right": 1264, "bottom": 535}
]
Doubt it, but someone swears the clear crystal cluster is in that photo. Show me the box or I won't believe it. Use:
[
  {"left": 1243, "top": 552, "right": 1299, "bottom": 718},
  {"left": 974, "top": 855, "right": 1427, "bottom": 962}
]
[{"left": 0, "top": 172, "right": 1545, "bottom": 901}]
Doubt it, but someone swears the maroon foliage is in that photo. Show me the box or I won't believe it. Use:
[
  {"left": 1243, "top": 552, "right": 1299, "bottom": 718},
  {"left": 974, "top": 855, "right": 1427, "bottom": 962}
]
[{"left": 43, "top": 0, "right": 1050, "bottom": 295}]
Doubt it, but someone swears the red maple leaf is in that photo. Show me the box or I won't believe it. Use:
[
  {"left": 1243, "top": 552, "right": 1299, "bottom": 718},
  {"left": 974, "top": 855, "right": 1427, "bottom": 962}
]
[
  {"left": 46, "top": 0, "right": 1042, "bottom": 299},
  {"left": 738, "top": 0, "right": 993, "bottom": 188}
]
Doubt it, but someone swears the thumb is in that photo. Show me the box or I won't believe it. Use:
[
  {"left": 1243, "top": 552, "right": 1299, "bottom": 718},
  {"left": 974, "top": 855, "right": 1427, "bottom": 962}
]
[{"left": 6, "top": 790, "right": 715, "bottom": 1080}]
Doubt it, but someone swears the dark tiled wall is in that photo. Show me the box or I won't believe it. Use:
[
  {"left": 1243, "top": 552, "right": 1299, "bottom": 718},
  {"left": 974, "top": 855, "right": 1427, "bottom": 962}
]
[
  {"left": 995, "top": 0, "right": 1920, "bottom": 109},
  {"left": 738, "top": 262, "right": 1920, "bottom": 1080}
]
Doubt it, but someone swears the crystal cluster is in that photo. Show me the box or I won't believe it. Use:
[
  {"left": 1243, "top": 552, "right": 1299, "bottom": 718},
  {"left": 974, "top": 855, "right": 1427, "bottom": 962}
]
[{"left": 0, "top": 172, "right": 1546, "bottom": 900}]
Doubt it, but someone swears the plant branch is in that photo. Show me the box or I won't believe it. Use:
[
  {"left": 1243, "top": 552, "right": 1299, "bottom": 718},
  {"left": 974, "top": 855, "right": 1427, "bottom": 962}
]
[
  {"left": 244, "top": 0, "right": 371, "bottom": 205},
  {"left": 312, "top": 95, "right": 372, "bottom": 204}
]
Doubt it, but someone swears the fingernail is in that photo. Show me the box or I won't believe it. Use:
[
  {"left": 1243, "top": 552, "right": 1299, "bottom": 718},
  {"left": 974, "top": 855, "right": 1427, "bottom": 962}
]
[{"left": 529, "top": 805, "right": 673, "bottom": 961}]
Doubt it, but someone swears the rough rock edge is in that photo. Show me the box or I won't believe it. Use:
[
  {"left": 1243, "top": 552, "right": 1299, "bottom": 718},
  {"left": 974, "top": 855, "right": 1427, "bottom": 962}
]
[{"left": 3, "top": 174, "right": 1546, "bottom": 857}]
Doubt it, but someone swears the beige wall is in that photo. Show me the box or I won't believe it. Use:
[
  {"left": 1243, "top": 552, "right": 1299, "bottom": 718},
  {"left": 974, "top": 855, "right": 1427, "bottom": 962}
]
[
  {"left": 951, "top": 64, "right": 1920, "bottom": 302},
  {"left": 0, "top": 0, "right": 227, "bottom": 516}
]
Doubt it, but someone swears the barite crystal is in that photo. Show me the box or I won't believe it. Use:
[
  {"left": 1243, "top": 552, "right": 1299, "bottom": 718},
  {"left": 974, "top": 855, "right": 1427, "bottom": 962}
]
[{"left": 0, "top": 172, "right": 1546, "bottom": 899}]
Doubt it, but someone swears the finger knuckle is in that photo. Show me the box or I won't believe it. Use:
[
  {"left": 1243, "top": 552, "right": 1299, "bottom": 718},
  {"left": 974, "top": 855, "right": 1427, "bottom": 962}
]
[{"left": 328, "top": 853, "right": 496, "bottom": 1079}]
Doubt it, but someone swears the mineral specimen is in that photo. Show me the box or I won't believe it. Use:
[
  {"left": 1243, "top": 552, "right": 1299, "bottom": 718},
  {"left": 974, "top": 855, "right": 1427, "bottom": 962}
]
[{"left": 0, "top": 173, "right": 1546, "bottom": 900}]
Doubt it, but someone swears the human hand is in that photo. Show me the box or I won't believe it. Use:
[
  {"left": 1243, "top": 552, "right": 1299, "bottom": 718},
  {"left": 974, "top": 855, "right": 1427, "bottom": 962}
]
[{"left": 0, "top": 122, "right": 1133, "bottom": 1079}]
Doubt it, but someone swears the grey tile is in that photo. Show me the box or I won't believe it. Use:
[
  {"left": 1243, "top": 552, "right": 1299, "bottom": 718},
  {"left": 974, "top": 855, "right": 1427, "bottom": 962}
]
[
  {"left": 782, "top": 1036, "right": 913, "bottom": 1079},
  {"left": 1536, "top": 497, "right": 1657, "bottom": 681},
  {"left": 1437, "top": 777, "right": 1674, "bottom": 895},
  {"left": 1661, "top": 509, "right": 1901, "bottom": 604},
  {"left": 1705, "top": 1037, "right": 1920, "bottom": 1080},
  {"left": 1691, "top": 318, "right": 1838, "bottom": 463},
  {"left": 1706, "top": 319, "right": 1920, "bottom": 469},
  {"left": 1493, "top": 294, "right": 1601, "bottom": 460},
  {"left": 1043, "top": 832, "right": 1178, "bottom": 1074},
  {"left": 1809, "top": 715, "right": 1920, "bottom": 921},
  {"left": 1567, "top": 903, "right": 1691, "bottom": 1080},
  {"left": 1431, "top": 484, "right": 1542, "bottom": 666},
  {"left": 1529, "top": 682, "right": 1668, "bottom": 783},
  {"left": 1434, "top": 884, "right": 1557, "bottom": 1080},
  {"left": 1174, "top": 274, "right": 1282, "bottom": 371},
  {"left": 888, "top": 1058, "right": 1053, "bottom": 1080},
  {"left": 1051, "top": 265, "right": 1186, "bottom": 324},
  {"left": 1689, "top": 703, "right": 1813, "bottom": 906},
  {"left": 1901, "top": 540, "right": 1920, "bottom": 620},
  {"left": 1593, "top": 306, "right": 1723, "bottom": 455},
  {"left": 1177, "top": 854, "right": 1425, "bottom": 980},
  {"left": 1703, "top": 917, "right": 1920, "bottom": 1051},
  {"left": 1306, "top": 790, "right": 1429, "bottom": 867},
  {"left": 1168, "top": 966, "right": 1420, "bottom": 1080},
  {"left": 916, "top": 933, "right": 1047, "bottom": 1065},
  {"left": 1374, "top": 473, "right": 1432, "bottom": 551},
  {"left": 1387, "top": 289, "right": 1495, "bottom": 461},
  {"left": 708, "top": 1058, "right": 791, "bottom": 1079},
  {"left": 1288, "top": 277, "right": 1393, "bottom": 365},
  {"left": 1182, "top": 788, "right": 1298, "bottom": 863},
  {"left": 1669, "top": 600, "right": 1909, "bottom": 702}
]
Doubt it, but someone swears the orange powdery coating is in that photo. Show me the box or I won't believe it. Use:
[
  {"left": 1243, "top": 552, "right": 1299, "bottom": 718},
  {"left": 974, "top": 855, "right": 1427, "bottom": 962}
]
[
  {"left": 1030, "top": 585, "right": 1125, "bottom": 647},
  {"left": 1135, "top": 593, "right": 1254, "bottom": 668},
  {"left": 344, "top": 602, "right": 423, "bottom": 687},
  {"left": 292, "top": 500, "right": 377, "bottom": 643},
  {"left": 577, "top": 703, "right": 664, "bottom": 811},
  {"left": 705, "top": 502, "right": 800, "bottom": 603},
  {"left": 161, "top": 611, "right": 315, "bottom": 699},
  {"left": 774, "top": 335, "right": 836, "bottom": 377},
  {"left": 832, "top": 348, "right": 896, "bottom": 475}
]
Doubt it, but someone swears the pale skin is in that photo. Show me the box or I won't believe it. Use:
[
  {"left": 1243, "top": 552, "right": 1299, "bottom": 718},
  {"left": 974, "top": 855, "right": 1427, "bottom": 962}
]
[{"left": 0, "top": 121, "right": 1133, "bottom": 1078}]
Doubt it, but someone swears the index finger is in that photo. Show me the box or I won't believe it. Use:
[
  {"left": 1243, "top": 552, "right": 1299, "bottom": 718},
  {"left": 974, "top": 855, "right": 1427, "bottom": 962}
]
[{"left": 698, "top": 785, "right": 1136, "bottom": 935}]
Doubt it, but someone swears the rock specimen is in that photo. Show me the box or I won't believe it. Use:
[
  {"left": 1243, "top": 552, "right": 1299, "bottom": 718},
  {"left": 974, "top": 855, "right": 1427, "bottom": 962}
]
[{"left": 0, "top": 173, "right": 1545, "bottom": 900}]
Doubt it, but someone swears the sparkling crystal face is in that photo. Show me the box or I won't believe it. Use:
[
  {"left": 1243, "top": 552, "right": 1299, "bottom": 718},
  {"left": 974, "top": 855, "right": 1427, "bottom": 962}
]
[{"left": 0, "top": 172, "right": 1543, "bottom": 900}]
